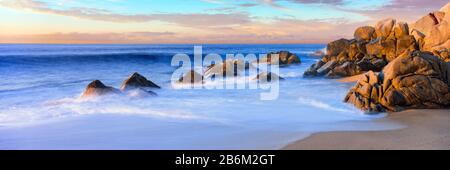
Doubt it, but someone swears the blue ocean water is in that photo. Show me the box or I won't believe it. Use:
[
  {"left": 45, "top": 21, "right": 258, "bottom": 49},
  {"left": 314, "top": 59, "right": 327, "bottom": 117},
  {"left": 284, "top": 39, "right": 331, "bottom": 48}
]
[{"left": 0, "top": 44, "right": 401, "bottom": 149}]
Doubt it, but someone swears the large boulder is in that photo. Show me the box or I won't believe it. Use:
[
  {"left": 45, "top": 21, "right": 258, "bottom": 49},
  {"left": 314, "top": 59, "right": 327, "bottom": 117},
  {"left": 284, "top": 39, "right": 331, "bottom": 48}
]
[
  {"left": 81, "top": 80, "right": 120, "bottom": 98},
  {"left": 393, "top": 21, "right": 409, "bottom": 39},
  {"left": 396, "top": 35, "right": 417, "bottom": 56},
  {"left": 411, "top": 2, "right": 450, "bottom": 51},
  {"left": 344, "top": 50, "right": 450, "bottom": 112},
  {"left": 411, "top": 12, "right": 445, "bottom": 36},
  {"left": 120, "top": 72, "right": 160, "bottom": 91},
  {"left": 375, "top": 18, "right": 396, "bottom": 39},
  {"left": 304, "top": 60, "right": 326, "bottom": 76},
  {"left": 327, "top": 39, "right": 350, "bottom": 56},
  {"left": 423, "top": 19, "right": 450, "bottom": 51},
  {"left": 326, "top": 61, "right": 359, "bottom": 78},
  {"left": 354, "top": 26, "right": 376, "bottom": 41}
]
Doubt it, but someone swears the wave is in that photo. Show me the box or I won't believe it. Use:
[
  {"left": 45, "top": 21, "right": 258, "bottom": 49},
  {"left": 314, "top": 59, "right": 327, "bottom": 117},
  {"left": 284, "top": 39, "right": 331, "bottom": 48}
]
[
  {"left": 0, "top": 95, "right": 213, "bottom": 126},
  {"left": 297, "top": 97, "right": 354, "bottom": 113},
  {"left": 0, "top": 52, "right": 178, "bottom": 65},
  {"left": 0, "top": 79, "right": 93, "bottom": 94}
]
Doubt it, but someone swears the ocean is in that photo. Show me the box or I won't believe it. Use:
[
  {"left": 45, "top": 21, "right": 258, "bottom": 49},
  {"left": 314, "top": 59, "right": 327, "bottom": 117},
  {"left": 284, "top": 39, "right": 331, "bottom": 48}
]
[{"left": 0, "top": 44, "right": 401, "bottom": 149}]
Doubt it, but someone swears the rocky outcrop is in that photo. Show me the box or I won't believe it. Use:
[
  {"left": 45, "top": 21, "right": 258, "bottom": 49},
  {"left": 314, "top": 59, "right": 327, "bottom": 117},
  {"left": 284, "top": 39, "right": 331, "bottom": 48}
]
[
  {"left": 204, "top": 59, "right": 246, "bottom": 78},
  {"left": 354, "top": 26, "right": 376, "bottom": 41},
  {"left": 178, "top": 70, "right": 203, "bottom": 84},
  {"left": 120, "top": 72, "right": 160, "bottom": 91},
  {"left": 305, "top": 18, "right": 419, "bottom": 78},
  {"left": 344, "top": 50, "right": 450, "bottom": 112},
  {"left": 252, "top": 72, "right": 284, "bottom": 83},
  {"left": 259, "top": 51, "right": 300, "bottom": 65},
  {"left": 433, "top": 48, "right": 450, "bottom": 62},
  {"left": 411, "top": 2, "right": 450, "bottom": 51},
  {"left": 203, "top": 50, "right": 298, "bottom": 78},
  {"left": 81, "top": 80, "right": 120, "bottom": 98}
]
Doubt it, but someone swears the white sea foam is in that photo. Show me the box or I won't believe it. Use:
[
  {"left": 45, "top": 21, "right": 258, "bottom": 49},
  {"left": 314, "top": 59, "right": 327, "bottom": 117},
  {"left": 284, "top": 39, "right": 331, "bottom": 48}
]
[{"left": 298, "top": 97, "right": 352, "bottom": 113}]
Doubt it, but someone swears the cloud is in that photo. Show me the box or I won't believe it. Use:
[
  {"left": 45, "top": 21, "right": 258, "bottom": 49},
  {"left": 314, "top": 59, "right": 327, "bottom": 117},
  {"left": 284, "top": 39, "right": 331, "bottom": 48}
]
[
  {"left": 1, "top": 0, "right": 448, "bottom": 44},
  {"left": 0, "top": 31, "right": 176, "bottom": 44},
  {"left": 286, "top": 0, "right": 344, "bottom": 5},
  {"left": 239, "top": 3, "right": 259, "bottom": 7},
  {"left": 0, "top": 16, "right": 365, "bottom": 44},
  {"left": 384, "top": 0, "right": 448, "bottom": 10},
  {"left": 342, "top": 0, "right": 450, "bottom": 23},
  {"left": 0, "top": 0, "right": 251, "bottom": 28}
]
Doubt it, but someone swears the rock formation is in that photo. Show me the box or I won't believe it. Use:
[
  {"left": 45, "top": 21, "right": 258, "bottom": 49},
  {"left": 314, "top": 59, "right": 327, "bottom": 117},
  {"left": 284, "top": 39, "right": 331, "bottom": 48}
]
[
  {"left": 342, "top": 3, "right": 450, "bottom": 112},
  {"left": 411, "top": 3, "right": 450, "bottom": 51},
  {"left": 252, "top": 72, "right": 284, "bottom": 83},
  {"left": 203, "top": 51, "right": 298, "bottom": 78},
  {"left": 433, "top": 48, "right": 450, "bottom": 62},
  {"left": 120, "top": 72, "right": 160, "bottom": 91},
  {"left": 178, "top": 70, "right": 203, "bottom": 84},
  {"left": 81, "top": 80, "right": 120, "bottom": 98},
  {"left": 259, "top": 51, "right": 301, "bottom": 65},
  {"left": 304, "top": 18, "right": 419, "bottom": 78},
  {"left": 344, "top": 50, "right": 450, "bottom": 112},
  {"left": 204, "top": 59, "right": 246, "bottom": 78}
]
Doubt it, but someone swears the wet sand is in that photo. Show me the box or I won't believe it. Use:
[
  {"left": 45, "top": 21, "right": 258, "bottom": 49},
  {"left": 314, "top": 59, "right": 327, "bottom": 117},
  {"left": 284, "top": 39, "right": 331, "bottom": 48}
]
[{"left": 283, "top": 109, "right": 450, "bottom": 150}]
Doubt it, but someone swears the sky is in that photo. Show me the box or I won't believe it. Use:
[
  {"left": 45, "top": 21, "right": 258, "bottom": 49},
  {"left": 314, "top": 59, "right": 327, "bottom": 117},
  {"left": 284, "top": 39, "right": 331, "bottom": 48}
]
[{"left": 0, "top": 0, "right": 448, "bottom": 44}]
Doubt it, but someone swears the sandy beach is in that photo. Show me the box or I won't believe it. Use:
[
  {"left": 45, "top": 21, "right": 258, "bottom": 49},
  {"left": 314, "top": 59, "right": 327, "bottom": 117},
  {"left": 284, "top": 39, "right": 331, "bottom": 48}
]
[{"left": 283, "top": 109, "right": 450, "bottom": 150}]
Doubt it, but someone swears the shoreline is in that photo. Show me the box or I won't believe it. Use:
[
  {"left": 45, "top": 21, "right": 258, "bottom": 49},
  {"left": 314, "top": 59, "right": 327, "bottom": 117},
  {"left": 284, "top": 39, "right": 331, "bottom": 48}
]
[{"left": 282, "top": 109, "right": 450, "bottom": 150}]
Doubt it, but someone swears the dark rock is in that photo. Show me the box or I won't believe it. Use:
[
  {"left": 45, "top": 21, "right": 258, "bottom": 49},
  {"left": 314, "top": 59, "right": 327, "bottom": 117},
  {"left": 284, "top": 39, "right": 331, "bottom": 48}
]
[
  {"left": 327, "top": 39, "right": 350, "bottom": 56},
  {"left": 262, "top": 51, "right": 301, "bottom": 65},
  {"left": 204, "top": 59, "right": 249, "bottom": 78},
  {"left": 81, "top": 80, "right": 120, "bottom": 98},
  {"left": 316, "top": 60, "right": 337, "bottom": 76},
  {"left": 120, "top": 72, "right": 160, "bottom": 91},
  {"left": 253, "top": 72, "right": 284, "bottom": 83},
  {"left": 327, "top": 62, "right": 359, "bottom": 78},
  {"left": 304, "top": 60, "right": 325, "bottom": 76}
]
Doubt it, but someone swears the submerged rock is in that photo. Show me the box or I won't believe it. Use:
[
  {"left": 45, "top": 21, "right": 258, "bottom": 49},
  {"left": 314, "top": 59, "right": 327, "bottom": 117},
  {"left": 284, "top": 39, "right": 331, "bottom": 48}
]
[
  {"left": 81, "top": 80, "right": 120, "bottom": 98},
  {"left": 204, "top": 59, "right": 246, "bottom": 78},
  {"left": 253, "top": 72, "right": 284, "bottom": 83},
  {"left": 344, "top": 50, "right": 450, "bottom": 112},
  {"left": 178, "top": 70, "right": 203, "bottom": 84},
  {"left": 120, "top": 72, "right": 160, "bottom": 91}
]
